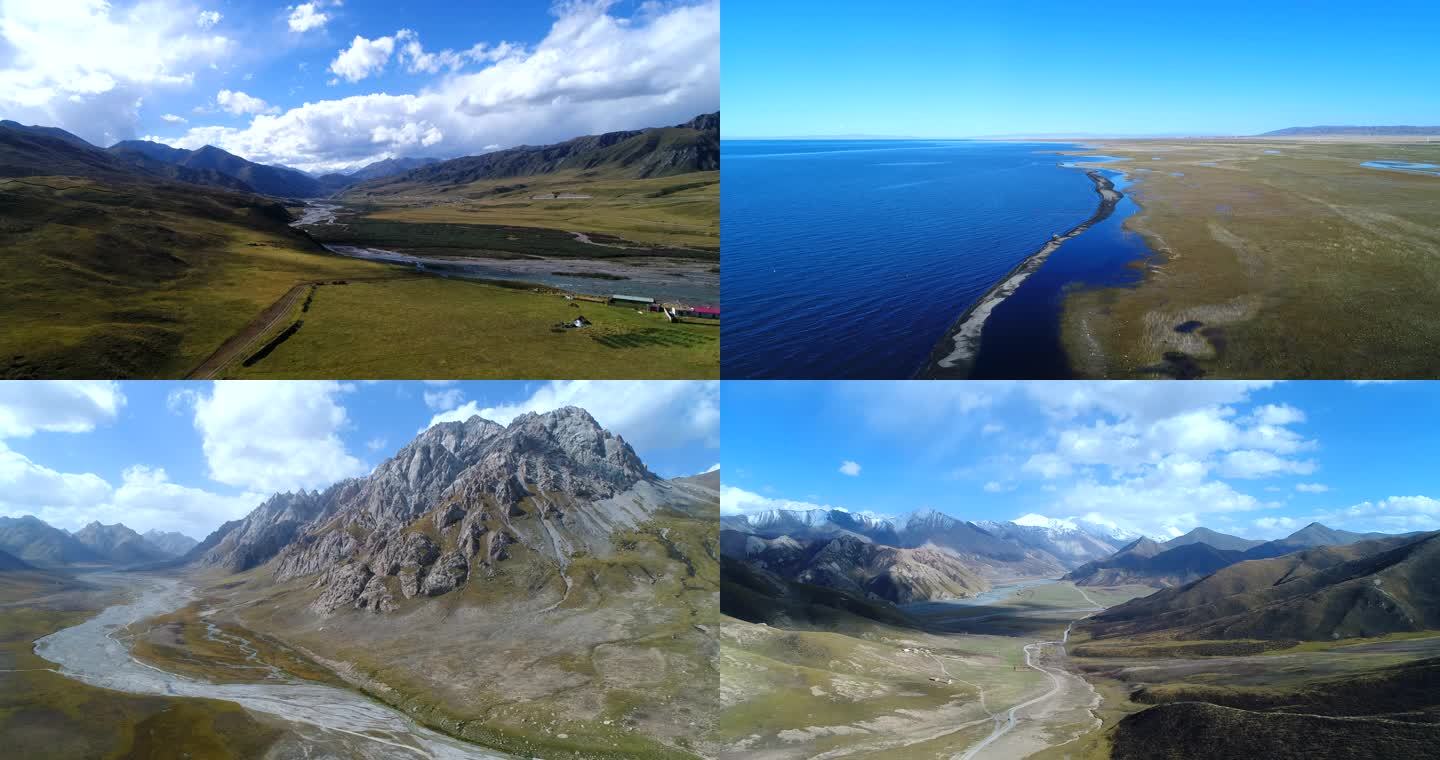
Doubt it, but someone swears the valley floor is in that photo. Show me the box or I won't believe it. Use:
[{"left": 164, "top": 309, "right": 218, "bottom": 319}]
[{"left": 716, "top": 580, "right": 1151, "bottom": 759}]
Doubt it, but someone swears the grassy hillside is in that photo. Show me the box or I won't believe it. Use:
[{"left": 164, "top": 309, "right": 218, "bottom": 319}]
[
  {"left": 1085, "top": 532, "right": 1439, "bottom": 641},
  {"left": 0, "top": 175, "right": 394, "bottom": 378}
]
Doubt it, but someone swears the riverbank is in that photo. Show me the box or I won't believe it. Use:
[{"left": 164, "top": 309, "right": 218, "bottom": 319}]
[
  {"left": 34, "top": 574, "right": 507, "bottom": 759},
  {"left": 919, "top": 170, "right": 1123, "bottom": 379},
  {"left": 1058, "top": 139, "right": 1440, "bottom": 378}
]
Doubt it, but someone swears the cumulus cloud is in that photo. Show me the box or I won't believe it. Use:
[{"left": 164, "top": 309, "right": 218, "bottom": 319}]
[
  {"left": 161, "top": 113, "right": 188, "bottom": 123},
  {"left": 1334, "top": 496, "right": 1440, "bottom": 531},
  {"left": 287, "top": 2, "right": 329, "bottom": 33},
  {"left": 721, "top": 486, "right": 833, "bottom": 517},
  {"left": 0, "top": 441, "right": 113, "bottom": 519},
  {"left": 0, "top": 0, "right": 232, "bottom": 145},
  {"left": 426, "top": 380, "right": 719, "bottom": 454},
  {"left": 1296, "top": 482, "right": 1330, "bottom": 493},
  {"left": 157, "top": 0, "right": 718, "bottom": 172},
  {"left": 329, "top": 34, "right": 396, "bottom": 83},
  {"left": 216, "top": 89, "right": 277, "bottom": 116},
  {"left": 1010, "top": 384, "right": 1316, "bottom": 538},
  {"left": 98, "top": 465, "right": 262, "bottom": 539},
  {"left": 196, "top": 10, "right": 221, "bottom": 29},
  {"left": 177, "top": 381, "right": 367, "bottom": 493},
  {"left": 839, "top": 460, "right": 861, "bottom": 477},
  {"left": 0, "top": 381, "right": 125, "bottom": 438},
  {"left": 422, "top": 387, "right": 465, "bottom": 411}
]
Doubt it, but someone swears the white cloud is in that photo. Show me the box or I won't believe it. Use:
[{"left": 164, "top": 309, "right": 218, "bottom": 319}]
[
  {"left": 287, "top": 2, "right": 329, "bottom": 33},
  {"left": 983, "top": 480, "right": 1009, "bottom": 493},
  {"left": 839, "top": 460, "right": 861, "bottom": 477},
  {"left": 155, "top": 0, "right": 718, "bottom": 172},
  {"left": 161, "top": 113, "right": 188, "bottom": 123},
  {"left": 395, "top": 28, "right": 470, "bottom": 74},
  {"left": 0, "top": 381, "right": 125, "bottom": 438},
  {"left": 1296, "top": 482, "right": 1330, "bottom": 493},
  {"left": 1219, "top": 449, "right": 1316, "bottom": 479},
  {"left": 100, "top": 465, "right": 261, "bottom": 539},
  {"left": 215, "top": 89, "right": 277, "bottom": 116},
  {"left": 0, "top": 0, "right": 232, "bottom": 146},
  {"left": 721, "top": 485, "right": 831, "bottom": 517},
  {"left": 0, "top": 441, "right": 113, "bottom": 518},
  {"left": 1253, "top": 515, "right": 1300, "bottom": 534},
  {"left": 1336, "top": 496, "right": 1440, "bottom": 531},
  {"left": 365, "top": 436, "right": 388, "bottom": 453},
  {"left": 0, "top": 445, "right": 259, "bottom": 539},
  {"left": 179, "top": 381, "right": 367, "bottom": 493},
  {"left": 426, "top": 380, "right": 719, "bottom": 453},
  {"left": 196, "top": 10, "right": 221, "bottom": 29},
  {"left": 422, "top": 387, "right": 465, "bottom": 411},
  {"left": 981, "top": 423, "right": 1004, "bottom": 435},
  {"left": 1250, "top": 403, "right": 1305, "bottom": 426},
  {"left": 329, "top": 34, "right": 396, "bottom": 83}
]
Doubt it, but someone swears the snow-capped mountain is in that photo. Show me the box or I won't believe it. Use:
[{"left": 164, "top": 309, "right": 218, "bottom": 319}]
[{"left": 723, "top": 507, "right": 1124, "bottom": 577}]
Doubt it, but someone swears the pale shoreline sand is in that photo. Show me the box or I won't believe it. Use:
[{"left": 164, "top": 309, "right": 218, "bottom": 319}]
[{"left": 918, "top": 170, "right": 1122, "bottom": 379}]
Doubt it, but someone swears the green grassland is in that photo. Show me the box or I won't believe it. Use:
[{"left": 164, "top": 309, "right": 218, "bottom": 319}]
[
  {"left": 338, "top": 170, "right": 719, "bottom": 251},
  {"left": 225, "top": 277, "right": 719, "bottom": 379},
  {"left": 1, "top": 174, "right": 717, "bottom": 378},
  {"left": 0, "top": 176, "right": 398, "bottom": 378},
  {"left": 1061, "top": 140, "right": 1440, "bottom": 378},
  {"left": 0, "top": 574, "right": 282, "bottom": 759}
]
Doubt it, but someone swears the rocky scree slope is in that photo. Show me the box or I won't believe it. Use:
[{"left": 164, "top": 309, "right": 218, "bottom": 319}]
[{"left": 191, "top": 407, "right": 679, "bottom": 614}]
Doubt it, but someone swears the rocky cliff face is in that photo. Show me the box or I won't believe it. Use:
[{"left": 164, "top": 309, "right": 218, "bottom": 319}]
[
  {"left": 720, "top": 530, "right": 988, "bottom": 604},
  {"left": 194, "top": 407, "right": 679, "bottom": 615}
]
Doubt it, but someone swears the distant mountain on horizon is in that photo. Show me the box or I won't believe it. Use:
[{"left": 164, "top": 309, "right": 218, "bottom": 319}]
[
  {"left": 1261, "top": 125, "right": 1440, "bottom": 137},
  {"left": 346, "top": 112, "right": 719, "bottom": 199},
  {"left": 1067, "top": 521, "right": 1416, "bottom": 588}
]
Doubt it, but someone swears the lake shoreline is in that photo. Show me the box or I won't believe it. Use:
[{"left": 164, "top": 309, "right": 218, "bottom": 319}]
[{"left": 917, "top": 170, "right": 1122, "bottom": 379}]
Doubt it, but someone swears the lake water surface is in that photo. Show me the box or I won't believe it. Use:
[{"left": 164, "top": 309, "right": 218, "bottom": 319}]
[{"left": 722, "top": 140, "right": 1151, "bottom": 378}]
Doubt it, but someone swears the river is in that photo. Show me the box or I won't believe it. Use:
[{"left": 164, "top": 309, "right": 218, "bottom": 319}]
[
  {"left": 293, "top": 202, "right": 720, "bottom": 304},
  {"left": 34, "top": 574, "right": 508, "bottom": 760}
]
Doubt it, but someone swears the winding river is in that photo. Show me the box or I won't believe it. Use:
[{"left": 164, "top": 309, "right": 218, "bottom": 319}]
[
  {"left": 292, "top": 202, "right": 720, "bottom": 304},
  {"left": 34, "top": 574, "right": 507, "bottom": 760}
]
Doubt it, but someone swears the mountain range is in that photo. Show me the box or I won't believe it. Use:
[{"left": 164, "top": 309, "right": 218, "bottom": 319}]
[
  {"left": 1084, "top": 530, "right": 1440, "bottom": 641},
  {"left": 723, "top": 508, "right": 1132, "bottom": 581},
  {"left": 1260, "top": 125, "right": 1440, "bottom": 137},
  {"left": 1066, "top": 523, "right": 1408, "bottom": 587},
  {"left": 3, "top": 113, "right": 719, "bottom": 204},
  {"left": 343, "top": 112, "right": 720, "bottom": 199},
  {"left": 0, "top": 516, "right": 196, "bottom": 567}
]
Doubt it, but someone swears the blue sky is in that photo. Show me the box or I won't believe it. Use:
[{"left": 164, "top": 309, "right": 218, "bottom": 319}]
[
  {"left": 721, "top": 381, "right": 1440, "bottom": 540},
  {"left": 723, "top": 0, "right": 1440, "bottom": 138},
  {"left": 0, "top": 380, "right": 718, "bottom": 539},
  {"left": 0, "top": 0, "right": 718, "bottom": 171}
]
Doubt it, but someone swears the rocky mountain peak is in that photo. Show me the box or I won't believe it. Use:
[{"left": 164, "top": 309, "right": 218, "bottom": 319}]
[{"left": 191, "top": 406, "right": 690, "bottom": 616}]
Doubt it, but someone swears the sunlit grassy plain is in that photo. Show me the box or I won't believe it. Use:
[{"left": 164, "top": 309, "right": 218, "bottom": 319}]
[{"left": 1062, "top": 140, "right": 1440, "bottom": 378}]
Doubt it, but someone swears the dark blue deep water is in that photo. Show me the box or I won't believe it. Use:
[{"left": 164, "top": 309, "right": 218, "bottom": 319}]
[{"left": 721, "top": 140, "right": 1153, "bottom": 378}]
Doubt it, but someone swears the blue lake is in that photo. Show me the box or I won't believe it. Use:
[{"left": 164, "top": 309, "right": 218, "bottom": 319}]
[{"left": 722, "top": 140, "right": 1153, "bottom": 378}]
